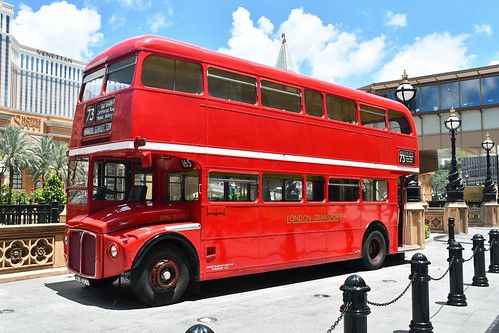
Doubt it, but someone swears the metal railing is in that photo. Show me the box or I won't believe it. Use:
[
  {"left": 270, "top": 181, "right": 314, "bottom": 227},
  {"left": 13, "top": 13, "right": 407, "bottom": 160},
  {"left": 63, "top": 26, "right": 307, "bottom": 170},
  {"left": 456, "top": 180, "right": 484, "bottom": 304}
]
[{"left": 0, "top": 201, "right": 63, "bottom": 225}]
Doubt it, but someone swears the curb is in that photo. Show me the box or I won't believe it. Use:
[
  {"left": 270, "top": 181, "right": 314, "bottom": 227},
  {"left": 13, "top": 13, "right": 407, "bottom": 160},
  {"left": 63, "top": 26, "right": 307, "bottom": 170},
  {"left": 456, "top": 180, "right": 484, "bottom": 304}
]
[{"left": 0, "top": 267, "right": 70, "bottom": 284}]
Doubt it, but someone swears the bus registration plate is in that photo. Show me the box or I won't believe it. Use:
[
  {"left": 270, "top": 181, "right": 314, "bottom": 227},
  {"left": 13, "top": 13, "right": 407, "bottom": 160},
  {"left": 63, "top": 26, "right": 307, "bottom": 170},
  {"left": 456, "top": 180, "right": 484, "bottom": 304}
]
[{"left": 74, "top": 274, "right": 90, "bottom": 286}]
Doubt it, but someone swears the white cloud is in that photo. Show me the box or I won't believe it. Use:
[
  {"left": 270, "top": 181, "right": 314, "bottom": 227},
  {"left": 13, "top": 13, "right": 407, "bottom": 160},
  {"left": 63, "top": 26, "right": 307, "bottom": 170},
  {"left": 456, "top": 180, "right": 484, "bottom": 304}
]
[
  {"left": 474, "top": 24, "right": 492, "bottom": 36},
  {"left": 385, "top": 11, "right": 407, "bottom": 28},
  {"left": 112, "top": 0, "right": 152, "bottom": 8},
  {"left": 376, "top": 32, "right": 475, "bottom": 82},
  {"left": 109, "top": 14, "right": 126, "bottom": 30},
  {"left": 147, "top": 12, "right": 172, "bottom": 33},
  {"left": 219, "top": 7, "right": 387, "bottom": 84},
  {"left": 12, "top": 2, "right": 102, "bottom": 61},
  {"left": 218, "top": 7, "right": 281, "bottom": 67}
]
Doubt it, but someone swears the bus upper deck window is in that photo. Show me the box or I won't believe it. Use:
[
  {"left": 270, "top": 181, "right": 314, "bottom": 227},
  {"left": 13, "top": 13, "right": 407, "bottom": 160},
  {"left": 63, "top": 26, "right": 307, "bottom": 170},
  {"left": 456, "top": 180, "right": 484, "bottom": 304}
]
[
  {"left": 141, "top": 56, "right": 202, "bottom": 94},
  {"left": 388, "top": 110, "right": 412, "bottom": 135},
  {"left": 305, "top": 90, "right": 323, "bottom": 117},
  {"left": 105, "top": 56, "right": 137, "bottom": 94},
  {"left": 261, "top": 80, "right": 302, "bottom": 113},
  {"left": 81, "top": 68, "right": 105, "bottom": 101},
  {"left": 359, "top": 104, "right": 386, "bottom": 130}
]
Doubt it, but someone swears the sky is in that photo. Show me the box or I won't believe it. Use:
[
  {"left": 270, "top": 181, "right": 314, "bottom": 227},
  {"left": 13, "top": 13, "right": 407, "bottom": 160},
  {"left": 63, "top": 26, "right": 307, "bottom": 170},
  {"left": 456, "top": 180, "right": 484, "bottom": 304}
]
[{"left": 10, "top": 0, "right": 499, "bottom": 89}]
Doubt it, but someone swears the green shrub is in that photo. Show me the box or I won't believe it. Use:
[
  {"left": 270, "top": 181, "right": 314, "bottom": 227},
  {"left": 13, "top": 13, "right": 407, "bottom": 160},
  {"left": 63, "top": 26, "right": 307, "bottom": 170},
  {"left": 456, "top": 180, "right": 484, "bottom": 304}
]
[
  {"left": 41, "top": 173, "right": 66, "bottom": 204},
  {"left": 30, "top": 187, "right": 45, "bottom": 203},
  {"left": 11, "top": 190, "right": 30, "bottom": 204},
  {"left": 0, "top": 184, "right": 7, "bottom": 203},
  {"left": 425, "top": 224, "right": 431, "bottom": 239}
]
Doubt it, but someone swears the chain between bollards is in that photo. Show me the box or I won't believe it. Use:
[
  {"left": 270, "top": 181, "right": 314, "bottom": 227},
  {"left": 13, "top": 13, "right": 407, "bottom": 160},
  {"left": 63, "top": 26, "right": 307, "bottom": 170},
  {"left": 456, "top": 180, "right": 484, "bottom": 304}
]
[
  {"left": 367, "top": 275, "right": 415, "bottom": 307},
  {"left": 326, "top": 302, "right": 351, "bottom": 332},
  {"left": 428, "top": 256, "right": 455, "bottom": 281}
]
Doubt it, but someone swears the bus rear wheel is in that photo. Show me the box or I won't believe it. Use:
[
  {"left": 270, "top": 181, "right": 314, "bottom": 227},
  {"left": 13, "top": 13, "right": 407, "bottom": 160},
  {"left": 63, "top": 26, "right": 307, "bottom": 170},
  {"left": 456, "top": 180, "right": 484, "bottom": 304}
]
[
  {"left": 131, "top": 245, "right": 189, "bottom": 306},
  {"left": 361, "top": 230, "right": 386, "bottom": 270}
]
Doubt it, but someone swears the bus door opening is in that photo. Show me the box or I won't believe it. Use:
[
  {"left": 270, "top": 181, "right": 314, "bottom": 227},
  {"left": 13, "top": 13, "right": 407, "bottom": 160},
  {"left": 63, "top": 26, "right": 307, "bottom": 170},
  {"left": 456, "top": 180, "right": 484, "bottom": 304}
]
[{"left": 397, "top": 176, "right": 405, "bottom": 246}]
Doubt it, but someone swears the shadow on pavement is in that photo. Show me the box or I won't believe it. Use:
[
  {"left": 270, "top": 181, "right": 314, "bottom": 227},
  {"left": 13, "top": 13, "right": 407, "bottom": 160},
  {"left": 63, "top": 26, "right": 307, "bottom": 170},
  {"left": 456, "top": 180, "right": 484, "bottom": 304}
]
[
  {"left": 485, "top": 315, "right": 499, "bottom": 333},
  {"left": 44, "top": 256, "right": 408, "bottom": 310}
]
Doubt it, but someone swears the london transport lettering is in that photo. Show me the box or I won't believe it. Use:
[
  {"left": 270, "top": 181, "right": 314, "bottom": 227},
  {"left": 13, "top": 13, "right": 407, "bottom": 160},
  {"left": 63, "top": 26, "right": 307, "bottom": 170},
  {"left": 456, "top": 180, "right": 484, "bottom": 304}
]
[{"left": 286, "top": 213, "right": 343, "bottom": 224}]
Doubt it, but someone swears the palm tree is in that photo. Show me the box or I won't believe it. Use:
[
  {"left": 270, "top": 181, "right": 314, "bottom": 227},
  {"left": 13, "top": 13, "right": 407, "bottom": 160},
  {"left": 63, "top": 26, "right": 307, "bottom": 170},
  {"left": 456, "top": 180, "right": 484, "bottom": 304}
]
[
  {"left": 0, "top": 125, "right": 38, "bottom": 203},
  {"left": 30, "top": 137, "right": 69, "bottom": 188},
  {"left": 30, "top": 137, "right": 54, "bottom": 185},
  {"left": 50, "top": 140, "right": 69, "bottom": 182}
]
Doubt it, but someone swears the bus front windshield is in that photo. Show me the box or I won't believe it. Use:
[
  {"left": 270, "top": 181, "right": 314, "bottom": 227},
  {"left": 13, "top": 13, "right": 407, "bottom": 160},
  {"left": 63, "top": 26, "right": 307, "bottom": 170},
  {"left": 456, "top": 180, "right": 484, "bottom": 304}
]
[
  {"left": 93, "top": 159, "right": 152, "bottom": 201},
  {"left": 67, "top": 157, "right": 90, "bottom": 205}
]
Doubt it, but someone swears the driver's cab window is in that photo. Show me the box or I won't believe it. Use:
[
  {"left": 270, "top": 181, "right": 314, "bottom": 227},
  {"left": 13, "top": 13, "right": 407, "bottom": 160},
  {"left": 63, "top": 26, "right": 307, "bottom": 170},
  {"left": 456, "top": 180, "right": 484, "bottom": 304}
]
[
  {"left": 168, "top": 171, "right": 199, "bottom": 201},
  {"left": 93, "top": 159, "right": 152, "bottom": 201}
]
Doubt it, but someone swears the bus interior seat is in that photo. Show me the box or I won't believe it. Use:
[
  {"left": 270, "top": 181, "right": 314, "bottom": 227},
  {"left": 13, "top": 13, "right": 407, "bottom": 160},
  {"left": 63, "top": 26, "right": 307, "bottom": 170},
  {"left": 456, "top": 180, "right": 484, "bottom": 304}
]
[{"left": 130, "top": 185, "right": 147, "bottom": 200}]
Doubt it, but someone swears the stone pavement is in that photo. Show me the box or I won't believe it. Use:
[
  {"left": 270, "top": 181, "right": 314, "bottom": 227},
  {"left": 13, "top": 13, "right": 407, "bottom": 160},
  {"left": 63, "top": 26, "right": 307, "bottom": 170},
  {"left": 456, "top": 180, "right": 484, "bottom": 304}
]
[{"left": 0, "top": 227, "right": 498, "bottom": 333}]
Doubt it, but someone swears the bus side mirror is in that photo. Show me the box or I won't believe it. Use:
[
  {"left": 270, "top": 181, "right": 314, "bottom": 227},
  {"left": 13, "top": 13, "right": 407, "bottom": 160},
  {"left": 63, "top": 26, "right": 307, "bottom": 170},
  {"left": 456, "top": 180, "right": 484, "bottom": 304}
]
[{"left": 141, "top": 151, "right": 152, "bottom": 168}]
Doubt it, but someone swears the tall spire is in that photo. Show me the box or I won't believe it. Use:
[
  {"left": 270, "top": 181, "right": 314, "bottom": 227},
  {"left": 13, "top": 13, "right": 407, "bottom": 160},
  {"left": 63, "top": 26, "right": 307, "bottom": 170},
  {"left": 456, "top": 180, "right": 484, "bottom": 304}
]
[{"left": 275, "top": 33, "right": 297, "bottom": 73}]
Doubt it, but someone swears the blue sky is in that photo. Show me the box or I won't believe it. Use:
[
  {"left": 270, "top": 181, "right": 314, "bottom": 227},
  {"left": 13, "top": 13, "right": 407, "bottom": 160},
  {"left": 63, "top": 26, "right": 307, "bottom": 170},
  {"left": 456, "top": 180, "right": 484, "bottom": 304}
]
[{"left": 11, "top": 0, "right": 499, "bottom": 88}]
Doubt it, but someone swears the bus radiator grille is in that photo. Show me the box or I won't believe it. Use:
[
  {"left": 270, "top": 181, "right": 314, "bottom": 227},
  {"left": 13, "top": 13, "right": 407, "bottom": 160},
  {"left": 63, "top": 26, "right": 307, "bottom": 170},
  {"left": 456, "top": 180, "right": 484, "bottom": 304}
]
[{"left": 68, "top": 230, "right": 97, "bottom": 277}]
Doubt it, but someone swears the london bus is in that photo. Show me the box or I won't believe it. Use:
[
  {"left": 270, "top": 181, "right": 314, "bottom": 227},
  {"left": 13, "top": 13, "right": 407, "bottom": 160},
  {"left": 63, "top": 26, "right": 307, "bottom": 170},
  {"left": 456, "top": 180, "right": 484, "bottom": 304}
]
[{"left": 65, "top": 35, "right": 419, "bottom": 306}]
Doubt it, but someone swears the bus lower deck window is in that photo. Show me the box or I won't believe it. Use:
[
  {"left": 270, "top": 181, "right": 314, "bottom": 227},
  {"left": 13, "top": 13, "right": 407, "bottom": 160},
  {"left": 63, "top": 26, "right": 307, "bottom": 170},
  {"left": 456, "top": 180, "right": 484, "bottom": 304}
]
[
  {"left": 168, "top": 171, "right": 199, "bottom": 201},
  {"left": 362, "top": 179, "right": 388, "bottom": 201},
  {"left": 262, "top": 174, "right": 302, "bottom": 202},
  {"left": 208, "top": 172, "right": 258, "bottom": 202}
]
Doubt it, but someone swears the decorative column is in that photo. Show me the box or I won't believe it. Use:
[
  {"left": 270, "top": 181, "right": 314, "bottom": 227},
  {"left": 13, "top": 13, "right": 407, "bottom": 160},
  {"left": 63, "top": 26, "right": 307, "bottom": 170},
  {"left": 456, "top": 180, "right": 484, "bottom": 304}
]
[
  {"left": 405, "top": 174, "right": 426, "bottom": 248},
  {"left": 481, "top": 133, "right": 499, "bottom": 226}
]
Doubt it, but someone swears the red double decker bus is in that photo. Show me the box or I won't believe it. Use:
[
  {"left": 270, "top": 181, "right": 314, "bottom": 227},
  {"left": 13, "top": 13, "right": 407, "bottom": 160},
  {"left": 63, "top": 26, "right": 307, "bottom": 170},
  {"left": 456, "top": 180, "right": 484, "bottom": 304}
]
[{"left": 65, "top": 35, "right": 419, "bottom": 306}]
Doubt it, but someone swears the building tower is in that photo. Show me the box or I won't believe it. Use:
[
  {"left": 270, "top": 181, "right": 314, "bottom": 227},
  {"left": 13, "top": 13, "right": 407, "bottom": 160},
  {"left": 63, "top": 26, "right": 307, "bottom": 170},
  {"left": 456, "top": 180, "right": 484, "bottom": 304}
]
[{"left": 275, "top": 33, "right": 297, "bottom": 73}]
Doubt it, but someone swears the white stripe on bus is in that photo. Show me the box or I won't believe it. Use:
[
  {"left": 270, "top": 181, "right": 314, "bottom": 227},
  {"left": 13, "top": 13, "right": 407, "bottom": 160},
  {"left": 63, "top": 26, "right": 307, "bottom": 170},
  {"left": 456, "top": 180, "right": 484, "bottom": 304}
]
[{"left": 69, "top": 140, "right": 419, "bottom": 173}]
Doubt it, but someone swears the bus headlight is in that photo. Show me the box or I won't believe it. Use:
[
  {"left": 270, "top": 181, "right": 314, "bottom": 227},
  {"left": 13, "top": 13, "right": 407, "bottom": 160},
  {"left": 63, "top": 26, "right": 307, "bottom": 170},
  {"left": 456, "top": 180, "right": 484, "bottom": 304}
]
[
  {"left": 64, "top": 234, "right": 68, "bottom": 246},
  {"left": 109, "top": 244, "right": 118, "bottom": 259}
]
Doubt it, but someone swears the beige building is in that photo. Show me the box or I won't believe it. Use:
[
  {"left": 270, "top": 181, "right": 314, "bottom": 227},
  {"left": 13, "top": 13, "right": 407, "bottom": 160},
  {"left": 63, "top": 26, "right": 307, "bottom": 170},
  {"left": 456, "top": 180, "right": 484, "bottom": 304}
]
[{"left": 0, "top": 1, "right": 86, "bottom": 194}]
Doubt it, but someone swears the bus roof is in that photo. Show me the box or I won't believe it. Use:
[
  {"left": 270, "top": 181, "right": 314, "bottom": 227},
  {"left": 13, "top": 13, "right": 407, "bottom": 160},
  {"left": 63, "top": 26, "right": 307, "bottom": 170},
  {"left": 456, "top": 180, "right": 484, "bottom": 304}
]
[{"left": 86, "top": 35, "right": 407, "bottom": 113}]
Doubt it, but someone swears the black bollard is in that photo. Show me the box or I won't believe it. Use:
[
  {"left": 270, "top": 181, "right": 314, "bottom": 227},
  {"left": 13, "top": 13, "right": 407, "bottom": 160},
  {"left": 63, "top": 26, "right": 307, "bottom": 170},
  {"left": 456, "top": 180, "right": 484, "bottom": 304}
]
[
  {"left": 447, "top": 240, "right": 467, "bottom": 306},
  {"left": 340, "top": 274, "right": 371, "bottom": 333},
  {"left": 447, "top": 217, "right": 455, "bottom": 244},
  {"left": 409, "top": 253, "right": 433, "bottom": 333},
  {"left": 472, "top": 234, "right": 489, "bottom": 287},
  {"left": 185, "top": 324, "right": 214, "bottom": 333},
  {"left": 489, "top": 229, "right": 499, "bottom": 273}
]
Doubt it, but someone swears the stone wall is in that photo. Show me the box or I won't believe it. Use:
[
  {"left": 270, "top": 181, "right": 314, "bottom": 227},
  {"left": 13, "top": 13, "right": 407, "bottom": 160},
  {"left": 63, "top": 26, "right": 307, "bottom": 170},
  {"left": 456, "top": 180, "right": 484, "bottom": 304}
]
[{"left": 0, "top": 224, "right": 66, "bottom": 274}]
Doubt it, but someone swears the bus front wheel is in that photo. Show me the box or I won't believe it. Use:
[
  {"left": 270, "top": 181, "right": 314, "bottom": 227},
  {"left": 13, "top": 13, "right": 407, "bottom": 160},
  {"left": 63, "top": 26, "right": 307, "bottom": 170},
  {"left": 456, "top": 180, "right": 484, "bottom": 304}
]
[
  {"left": 131, "top": 245, "right": 189, "bottom": 306},
  {"left": 361, "top": 230, "right": 386, "bottom": 270}
]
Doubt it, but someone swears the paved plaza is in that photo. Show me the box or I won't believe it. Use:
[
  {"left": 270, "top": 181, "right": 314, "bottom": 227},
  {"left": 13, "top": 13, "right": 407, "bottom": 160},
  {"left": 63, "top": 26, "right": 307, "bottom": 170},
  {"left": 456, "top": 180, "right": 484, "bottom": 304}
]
[{"left": 0, "top": 227, "right": 498, "bottom": 333}]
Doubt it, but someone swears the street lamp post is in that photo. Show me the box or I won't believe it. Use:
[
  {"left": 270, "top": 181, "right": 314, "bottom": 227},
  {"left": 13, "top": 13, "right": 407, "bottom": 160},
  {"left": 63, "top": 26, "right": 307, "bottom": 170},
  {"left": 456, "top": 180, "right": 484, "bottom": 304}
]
[
  {"left": 444, "top": 107, "right": 464, "bottom": 202},
  {"left": 482, "top": 133, "right": 496, "bottom": 202},
  {"left": 395, "top": 70, "right": 417, "bottom": 109},
  {"left": 396, "top": 71, "right": 420, "bottom": 202}
]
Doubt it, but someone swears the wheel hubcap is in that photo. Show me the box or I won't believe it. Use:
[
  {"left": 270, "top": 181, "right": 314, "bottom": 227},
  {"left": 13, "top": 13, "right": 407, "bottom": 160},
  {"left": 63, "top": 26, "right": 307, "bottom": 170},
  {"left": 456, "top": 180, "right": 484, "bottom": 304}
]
[
  {"left": 369, "top": 238, "right": 381, "bottom": 261},
  {"left": 149, "top": 259, "right": 179, "bottom": 292}
]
